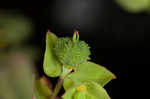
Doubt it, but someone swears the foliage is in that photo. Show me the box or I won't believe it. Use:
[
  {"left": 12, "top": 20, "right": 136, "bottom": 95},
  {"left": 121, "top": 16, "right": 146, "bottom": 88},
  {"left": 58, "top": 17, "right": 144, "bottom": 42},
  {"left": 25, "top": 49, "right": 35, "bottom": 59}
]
[
  {"left": 36, "top": 30, "right": 116, "bottom": 99},
  {"left": 43, "top": 32, "right": 62, "bottom": 77}
]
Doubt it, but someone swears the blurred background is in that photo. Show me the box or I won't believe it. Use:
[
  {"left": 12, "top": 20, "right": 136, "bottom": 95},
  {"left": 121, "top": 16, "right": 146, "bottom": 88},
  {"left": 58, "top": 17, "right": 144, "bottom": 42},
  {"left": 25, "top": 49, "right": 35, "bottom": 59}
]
[{"left": 0, "top": 0, "right": 149, "bottom": 99}]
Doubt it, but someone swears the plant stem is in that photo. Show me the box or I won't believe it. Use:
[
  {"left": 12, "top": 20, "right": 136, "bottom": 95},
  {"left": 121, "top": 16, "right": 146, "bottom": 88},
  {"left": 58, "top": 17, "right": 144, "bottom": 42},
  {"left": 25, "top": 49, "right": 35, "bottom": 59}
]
[
  {"left": 51, "top": 67, "right": 72, "bottom": 99},
  {"left": 51, "top": 77, "right": 63, "bottom": 99}
]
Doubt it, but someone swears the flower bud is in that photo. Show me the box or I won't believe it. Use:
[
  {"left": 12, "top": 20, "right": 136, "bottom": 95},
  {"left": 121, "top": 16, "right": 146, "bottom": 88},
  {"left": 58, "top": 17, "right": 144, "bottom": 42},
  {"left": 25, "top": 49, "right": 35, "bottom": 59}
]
[{"left": 54, "top": 32, "right": 90, "bottom": 67}]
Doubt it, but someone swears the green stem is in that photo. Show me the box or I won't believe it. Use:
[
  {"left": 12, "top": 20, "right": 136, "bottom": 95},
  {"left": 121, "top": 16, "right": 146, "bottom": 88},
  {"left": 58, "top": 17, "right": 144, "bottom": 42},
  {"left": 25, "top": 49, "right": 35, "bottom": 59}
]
[
  {"left": 51, "top": 66, "right": 72, "bottom": 99},
  {"left": 51, "top": 77, "right": 63, "bottom": 99}
]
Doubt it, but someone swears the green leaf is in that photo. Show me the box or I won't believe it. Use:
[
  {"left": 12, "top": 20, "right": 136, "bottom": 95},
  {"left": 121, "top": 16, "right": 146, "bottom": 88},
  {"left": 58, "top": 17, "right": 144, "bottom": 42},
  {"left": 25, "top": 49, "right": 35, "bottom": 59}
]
[
  {"left": 34, "top": 76, "right": 52, "bottom": 99},
  {"left": 43, "top": 31, "right": 62, "bottom": 77},
  {"left": 62, "top": 81, "right": 110, "bottom": 99},
  {"left": 116, "top": 0, "right": 149, "bottom": 13},
  {"left": 62, "top": 86, "right": 76, "bottom": 99},
  {"left": 73, "top": 91, "right": 86, "bottom": 99},
  {"left": 85, "top": 82, "right": 110, "bottom": 99},
  {"left": 63, "top": 61, "right": 116, "bottom": 90}
]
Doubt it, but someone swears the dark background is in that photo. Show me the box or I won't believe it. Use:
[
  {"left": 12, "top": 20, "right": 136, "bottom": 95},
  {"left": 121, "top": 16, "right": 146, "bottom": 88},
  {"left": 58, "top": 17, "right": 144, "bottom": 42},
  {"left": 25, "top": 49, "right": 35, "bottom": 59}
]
[{"left": 1, "top": 0, "right": 149, "bottom": 99}]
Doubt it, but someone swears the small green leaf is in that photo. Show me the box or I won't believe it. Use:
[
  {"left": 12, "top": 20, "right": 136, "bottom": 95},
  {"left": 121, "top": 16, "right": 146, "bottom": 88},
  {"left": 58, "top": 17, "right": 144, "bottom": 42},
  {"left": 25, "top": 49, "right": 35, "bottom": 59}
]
[
  {"left": 62, "top": 81, "right": 110, "bottom": 99},
  {"left": 63, "top": 61, "right": 116, "bottom": 90},
  {"left": 85, "top": 82, "right": 110, "bottom": 99},
  {"left": 34, "top": 76, "right": 52, "bottom": 99},
  {"left": 43, "top": 31, "right": 62, "bottom": 77}
]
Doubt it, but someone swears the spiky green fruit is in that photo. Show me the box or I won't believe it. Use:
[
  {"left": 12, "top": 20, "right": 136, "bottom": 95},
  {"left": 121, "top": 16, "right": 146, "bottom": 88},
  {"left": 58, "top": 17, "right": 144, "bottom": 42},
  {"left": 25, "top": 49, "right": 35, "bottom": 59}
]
[{"left": 54, "top": 31, "right": 90, "bottom": 68}]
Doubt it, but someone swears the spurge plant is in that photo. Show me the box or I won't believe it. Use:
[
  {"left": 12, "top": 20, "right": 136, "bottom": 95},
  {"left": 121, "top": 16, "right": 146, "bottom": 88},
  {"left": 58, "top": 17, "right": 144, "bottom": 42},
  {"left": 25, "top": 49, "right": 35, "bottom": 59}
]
[{"left": 35, "top": 30, "right": 116, "bottom": 99}]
